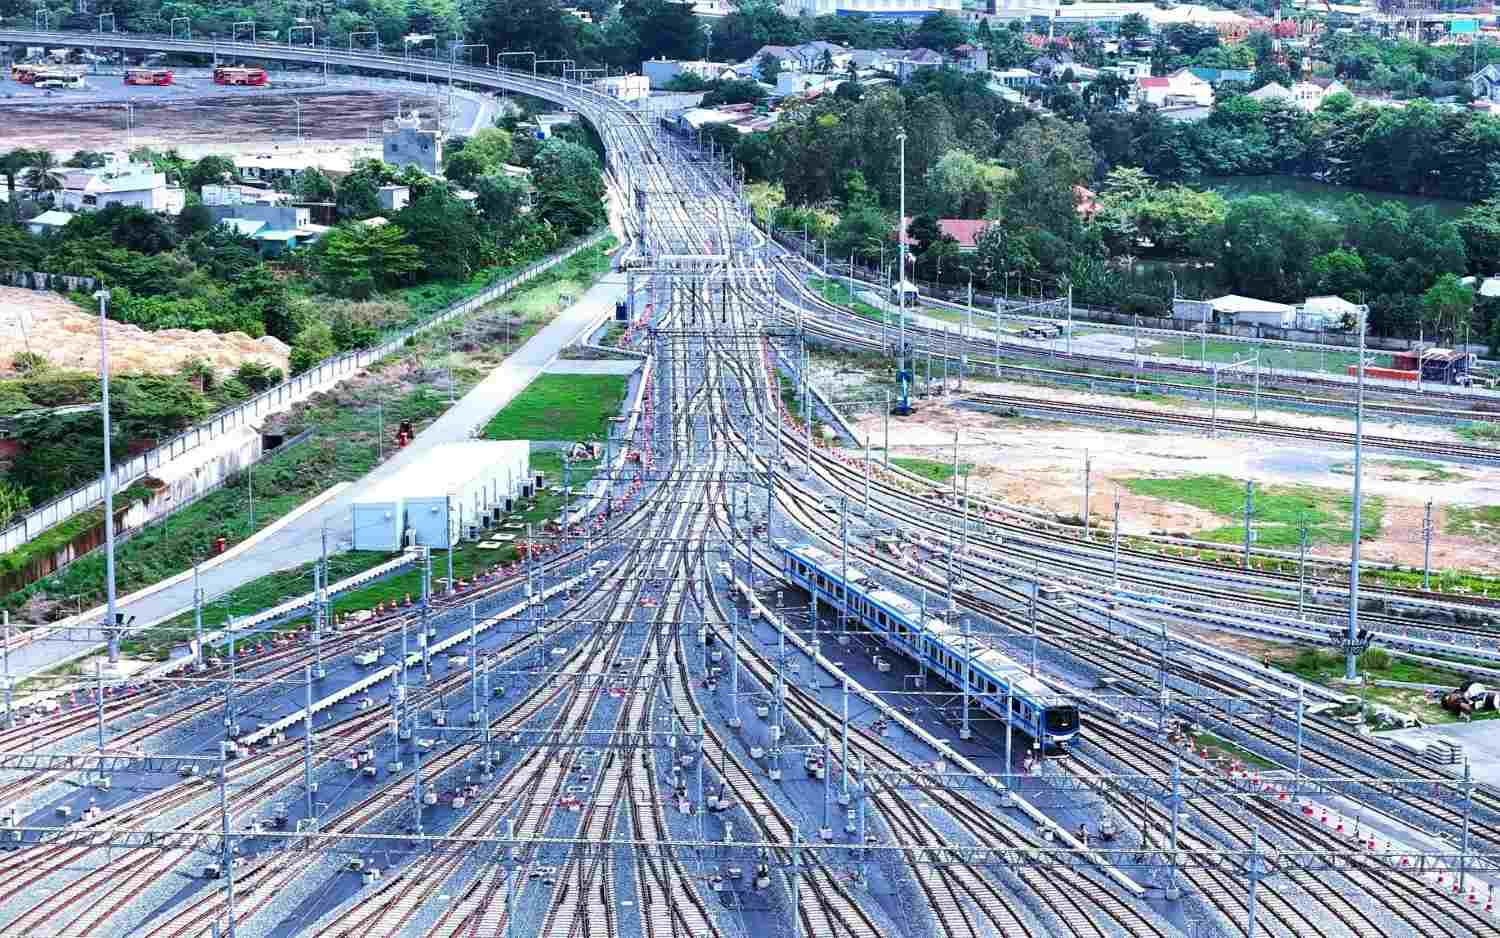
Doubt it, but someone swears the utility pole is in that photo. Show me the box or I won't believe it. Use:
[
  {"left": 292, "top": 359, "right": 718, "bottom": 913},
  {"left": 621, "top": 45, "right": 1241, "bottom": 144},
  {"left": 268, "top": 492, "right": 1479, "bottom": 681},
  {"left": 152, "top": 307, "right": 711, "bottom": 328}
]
[
  {"left": 1422, "top": 499, "right": 1433, "bottom": 590},
  {"left": 1112, "top": 492, "right": 1121, "bottom": 592},
  {"left": 95, "top": 289, "right": 120, "bottom": 665},
  {"left": 2, "top": 612, "right": 10, "bottom": 730},
  {"left": 194, "top": 560, "right": 206, "bottom": 672},
  {"left": 1243, "top": 480, "right": 1254, "bottom": 573},
  {"left": 1082, "top": 450, "right": 1091, "bottom": 541}
]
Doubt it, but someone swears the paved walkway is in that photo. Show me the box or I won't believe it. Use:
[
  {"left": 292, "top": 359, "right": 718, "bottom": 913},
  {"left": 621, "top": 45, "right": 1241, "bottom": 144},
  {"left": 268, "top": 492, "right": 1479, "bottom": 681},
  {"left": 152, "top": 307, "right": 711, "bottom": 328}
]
[{"left": 11, "top": 268, "right": 628, "bottom": 679}]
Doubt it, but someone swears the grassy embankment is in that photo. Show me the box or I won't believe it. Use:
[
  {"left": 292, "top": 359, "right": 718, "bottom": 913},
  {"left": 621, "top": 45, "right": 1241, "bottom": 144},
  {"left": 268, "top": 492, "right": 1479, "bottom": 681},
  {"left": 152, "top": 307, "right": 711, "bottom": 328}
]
[{"left": 10, "top": 239, "right": 619, "bottom": 657}]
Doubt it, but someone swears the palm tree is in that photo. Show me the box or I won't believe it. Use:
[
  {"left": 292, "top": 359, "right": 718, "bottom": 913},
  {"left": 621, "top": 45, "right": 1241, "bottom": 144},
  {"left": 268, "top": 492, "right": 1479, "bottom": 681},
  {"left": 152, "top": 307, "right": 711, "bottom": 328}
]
[
  {"left": 22, "top": 150, "right": 65, "bottom": 202},
  {"left": 0, "top": 149, "right": 37, "bottom": 199}
]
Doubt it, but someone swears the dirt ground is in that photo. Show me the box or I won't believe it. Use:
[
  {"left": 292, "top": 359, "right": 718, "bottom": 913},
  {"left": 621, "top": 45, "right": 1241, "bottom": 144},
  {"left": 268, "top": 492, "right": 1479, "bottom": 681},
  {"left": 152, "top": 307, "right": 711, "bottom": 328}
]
[
  {"left": 0, "top": 88, "right": 441, "bottom": 154},
  {"left": 843, "top": 377, "right": 1500, "bottom": 575},
  {"left": 0, "top": 286, "right": 290, "bottom": 377}
]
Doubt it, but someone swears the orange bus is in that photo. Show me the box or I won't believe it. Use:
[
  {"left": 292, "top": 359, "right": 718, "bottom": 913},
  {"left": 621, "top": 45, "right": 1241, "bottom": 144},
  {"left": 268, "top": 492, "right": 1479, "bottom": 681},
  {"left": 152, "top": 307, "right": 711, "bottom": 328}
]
[
  {"left": 125, "top": 67, "right": 173, "bottom": 86},
  {"left": 213, "top": 65, "right": 269, "bottom": 86}
]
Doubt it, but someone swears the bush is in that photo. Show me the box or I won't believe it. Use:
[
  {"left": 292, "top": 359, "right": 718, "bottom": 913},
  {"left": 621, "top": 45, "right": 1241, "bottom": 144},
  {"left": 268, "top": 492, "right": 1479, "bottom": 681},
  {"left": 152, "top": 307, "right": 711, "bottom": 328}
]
[{"left": 1358, "top": 648, "right": 1391, "bottom": 672}]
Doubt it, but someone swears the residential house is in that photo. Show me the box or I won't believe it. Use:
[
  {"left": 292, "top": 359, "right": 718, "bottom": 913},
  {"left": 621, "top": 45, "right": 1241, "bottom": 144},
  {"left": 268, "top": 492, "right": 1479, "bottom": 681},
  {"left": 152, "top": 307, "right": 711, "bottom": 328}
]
[
  {"left": 897, "top": 217, "right": 991, "bottom": 252},
  {"left": 206, "top": 201, "right": 330, "bottom": 257},
  {"left": 1107, "top": 60, "right": 1150, "bottom": 82},
  {"left": 25, "top": 209, "right": 74, "bottom": 235},
  {"left": 1136, "top": 70, "right": 1213, "bottom": 107},
  {"left": 746, "top": 45, "right": 805, "bottom": 79},
  {"left": 594, "top": 74, "right": 650, "bottom": 101},
  {"left": 377, "top": 184, "right": 410, "bottom": 213},
  {"left": 892, "top": 47, "right": 945, "bottom": 82},
  {"left": 57, "top": 159, "right": 185, "bottom": 215},
  {"left": 641, "top": 58, "right": 735, "bottom": 88},
  {"left": 992, "top": 67, "right": 1043, "bottom": 89},
  {"left": 950, "top": 43, "right": 989, "bottom": 73},
  {"left": 1472, "top": 64, "right": 1500, "bottom": 101},
  {"left": 1187, "top": 66, "right": 1253, "bottom": 84},
  {"left": 1246, "top": 81, "right": 1296, "bottom": 105}
]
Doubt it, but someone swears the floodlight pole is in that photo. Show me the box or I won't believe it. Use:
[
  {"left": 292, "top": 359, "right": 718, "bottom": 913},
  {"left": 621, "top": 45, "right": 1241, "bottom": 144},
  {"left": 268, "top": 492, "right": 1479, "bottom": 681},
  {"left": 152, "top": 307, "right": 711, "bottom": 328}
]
[{"left": 1345, "top": 306, "right": 1367, "bottom": 682}]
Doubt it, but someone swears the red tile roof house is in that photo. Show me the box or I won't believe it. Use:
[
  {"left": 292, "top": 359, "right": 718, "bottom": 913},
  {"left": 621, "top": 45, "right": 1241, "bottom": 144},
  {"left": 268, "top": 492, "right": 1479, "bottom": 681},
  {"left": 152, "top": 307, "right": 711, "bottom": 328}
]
[{"left": 897, "top": 217, "right": 991, "bottom": 251}]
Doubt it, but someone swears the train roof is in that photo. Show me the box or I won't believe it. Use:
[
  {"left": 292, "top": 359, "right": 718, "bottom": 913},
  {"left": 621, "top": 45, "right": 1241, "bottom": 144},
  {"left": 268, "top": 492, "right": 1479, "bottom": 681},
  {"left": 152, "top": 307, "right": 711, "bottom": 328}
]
[
  {"left": 787, "top": 544, "right": 870, "bottom": 585},
  {"left": 974, "top": 649, "right": 1070, "bottom": 705},
  {"left": 868, "top": 589, "right": 920, "bottom": 619}
]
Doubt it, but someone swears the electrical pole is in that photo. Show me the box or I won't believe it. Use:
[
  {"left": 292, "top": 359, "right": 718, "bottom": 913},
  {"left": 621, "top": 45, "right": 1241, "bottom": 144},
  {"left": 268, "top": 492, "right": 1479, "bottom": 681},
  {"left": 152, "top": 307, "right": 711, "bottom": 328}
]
[
  {"left": 1345, "top": 306, "right": 1367, "bottom": 683},
  {"left": 1243, "top": 480, "right": 1254, "bottom": 573},
  {"left": 1423, "top": 499, "right": 1433, "bottom": 590},
  {"left": 95, "top": 289, "right": 120, "bottom": 665}
]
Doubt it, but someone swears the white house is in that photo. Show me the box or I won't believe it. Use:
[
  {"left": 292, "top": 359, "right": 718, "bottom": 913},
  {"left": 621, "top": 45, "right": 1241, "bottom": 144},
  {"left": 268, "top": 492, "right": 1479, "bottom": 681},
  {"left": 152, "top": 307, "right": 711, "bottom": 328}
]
[
  {"left": 641, "top": 58, "right": 735, "bottom": 88},
  {"left": 57, "top": 159, "right": 185, "bottom": 215},
  {"left": 1136, "top": 70, "right": 1213, "bottom": 108},
  {"left": 1473, "top": 64, "right": 1500, "bottom": 102},
  {"left": 594, "top": 74, "right": 650, "bottom": 101},
  {"left": 25, "top": 209, "right": 75, "bottom": 235}
]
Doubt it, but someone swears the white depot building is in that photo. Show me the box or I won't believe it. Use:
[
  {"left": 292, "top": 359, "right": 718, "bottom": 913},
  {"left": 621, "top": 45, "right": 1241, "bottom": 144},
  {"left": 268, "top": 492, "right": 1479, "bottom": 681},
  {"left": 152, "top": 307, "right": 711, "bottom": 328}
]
[{"left": 351, "top": 441, "right": 532, "bottom": 552}]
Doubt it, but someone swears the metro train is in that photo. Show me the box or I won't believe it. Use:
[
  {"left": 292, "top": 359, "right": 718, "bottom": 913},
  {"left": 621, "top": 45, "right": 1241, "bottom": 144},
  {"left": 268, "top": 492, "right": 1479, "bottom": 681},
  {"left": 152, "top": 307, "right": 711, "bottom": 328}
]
[{"left": 777, "top": 542, "right": 1080, "bottom": 750}]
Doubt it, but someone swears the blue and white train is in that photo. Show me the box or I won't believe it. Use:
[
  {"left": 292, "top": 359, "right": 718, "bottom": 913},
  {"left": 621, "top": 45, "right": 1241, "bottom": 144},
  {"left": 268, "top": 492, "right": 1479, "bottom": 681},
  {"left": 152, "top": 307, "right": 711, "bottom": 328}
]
[{"left": 778, "top": 542, "right": 1080, "bottom": 750}]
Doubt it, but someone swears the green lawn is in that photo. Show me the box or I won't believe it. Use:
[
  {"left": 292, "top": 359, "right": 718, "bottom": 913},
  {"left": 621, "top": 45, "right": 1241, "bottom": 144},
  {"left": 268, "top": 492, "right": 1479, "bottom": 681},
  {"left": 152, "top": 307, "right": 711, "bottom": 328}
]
[
  {"left": 482, "top": 374, "right": 629, "bottom": 442},
  {"left": 1123, "top": 473, "right": 1383, "bottom": 547},
  {"left": 891, "top": 457, "right": 973, "bottom": 483},
  {"left": 1141, "top": 336, "right": 1392, "bottom": 376}
]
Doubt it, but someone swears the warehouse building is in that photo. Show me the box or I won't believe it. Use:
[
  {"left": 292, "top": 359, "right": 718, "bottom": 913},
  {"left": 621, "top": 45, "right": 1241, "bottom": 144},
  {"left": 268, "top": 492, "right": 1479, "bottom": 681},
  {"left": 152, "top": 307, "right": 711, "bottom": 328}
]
[{"left": 351, "top": 441, "right": 532, "bottom": 551}]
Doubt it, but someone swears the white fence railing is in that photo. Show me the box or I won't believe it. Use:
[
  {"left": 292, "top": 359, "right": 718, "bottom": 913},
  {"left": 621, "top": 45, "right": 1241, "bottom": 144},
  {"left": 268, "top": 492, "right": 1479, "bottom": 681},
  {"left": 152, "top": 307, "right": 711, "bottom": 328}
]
[{"left": 0, "top": 231, "right": 608, "bottom": 557}]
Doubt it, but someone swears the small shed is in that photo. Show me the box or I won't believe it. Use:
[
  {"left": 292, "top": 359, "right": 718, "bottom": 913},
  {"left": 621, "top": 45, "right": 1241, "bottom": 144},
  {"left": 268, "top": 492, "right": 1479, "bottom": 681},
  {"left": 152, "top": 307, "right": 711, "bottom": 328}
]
[
  {"left": 1201, "top": 294, "right": 1296, "bottom": 329},
  {"left": 351, "top": 440, "right": 531, "bottom": 551}
]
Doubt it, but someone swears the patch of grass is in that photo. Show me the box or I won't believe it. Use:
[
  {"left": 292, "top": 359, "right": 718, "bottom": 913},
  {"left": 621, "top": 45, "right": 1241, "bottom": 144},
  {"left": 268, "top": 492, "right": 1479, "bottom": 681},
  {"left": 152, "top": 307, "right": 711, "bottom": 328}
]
[
  {"left": 1446, "top": 505, "right": 1500, "bottom": 544},
  {"left": 1456, "top": 422, "right": 1500, "bottom": 445},
  {"left": 1123, "top": 473, "right": 1382, "bottom": 547},
  {"left": 1270, "top": 645, "right": 1497, "bottom": 726},
  {"left": 1141, "top": 337, "right": 1391, "bottom": 376},
  {"left": 1191, "top": 731, "right": 1277, "bottom": 769},
  {"left": 1330, "top": 458, "right": 1463, "bottom": 482},
  {"left": 482, "top": 374, "right": 629, "bottom": 442},
  {"left": 891, "top": 457, "right": 973, "bottom": 483},
  {"left": 808, "top": 277, "right": 888, "bottom": 324}
]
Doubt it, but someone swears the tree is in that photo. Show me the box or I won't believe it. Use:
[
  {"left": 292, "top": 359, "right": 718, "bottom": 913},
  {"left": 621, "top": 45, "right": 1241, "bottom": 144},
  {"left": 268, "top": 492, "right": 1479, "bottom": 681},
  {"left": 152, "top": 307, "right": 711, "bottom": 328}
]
[
  {"left": 316, "top": 222, "right": 423, "bottom": 296},
  {"left": 185, "top": 155, "right": 237, "bottom": 192},
  {"left": 0, "top": 149, "right": 37, "bottom": 200},
  {"left": 1133, "top": 186, "right": 1226, "bottom": 257},
  {"left": 701, "top": 78, "right": 768, "bottom": 107},
  {"left": 442, "top": 149, "right": 487, "bottom": 188},
  {"left": 1118, "top": 12, "right": 1148, "bottom": 45},
  {"left": 64, "top": 151, "right": 107, "bottom": 168},
  {"left": 461, "top": 127, "right": 515, "bottom": 171},
  {"left": 336, "top": 159, "right": 398, "bottom": 219},
  {"left": 0, "top": 479, "right": 29, "bottom": 528},
  {"left": 1458, "top": 198, "right": 1500, "bottom": 271},
  {"left": 530, "top": 139, "right": 606, "bottom": 234},
  {"left": 475, "top": 172, "right": 528, "bottom": 220},
  {"left": 393, "top": 190, "right": 489, "bottom": 282},
  {"left": 176, "top": 202, "right": 216, "bottom": 237},
  {"left": 289, "top": 320, "right": 337, "bottom": 375},
  {"left": 1308, "top": 249, "right": 1368, "bottom": 299},
  {"left": 22, "top": 150, "right": 65, "bottom": 199},
  {"left": 1422, "top": 273, "right": 1475, "bottom": 345},
  {"left": 758, "top": 52, "right": 782, "bottom": 85},
  {"left": 295, "top": 168, "right": 337, "bottom": 202}
]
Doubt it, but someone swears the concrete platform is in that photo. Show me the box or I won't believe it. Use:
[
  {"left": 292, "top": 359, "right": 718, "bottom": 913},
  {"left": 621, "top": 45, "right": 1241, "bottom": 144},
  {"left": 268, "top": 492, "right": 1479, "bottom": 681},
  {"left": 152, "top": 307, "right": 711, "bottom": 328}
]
[{"left": 1382, "top": 721, "right": 1498, "bottom": 783}]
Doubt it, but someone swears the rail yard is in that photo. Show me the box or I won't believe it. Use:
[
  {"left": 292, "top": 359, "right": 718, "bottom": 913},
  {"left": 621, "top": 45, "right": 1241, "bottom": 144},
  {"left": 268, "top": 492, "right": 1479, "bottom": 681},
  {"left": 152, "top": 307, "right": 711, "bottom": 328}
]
[{"left": 4, "top": 27, "right": 1500, "bottom": 938}]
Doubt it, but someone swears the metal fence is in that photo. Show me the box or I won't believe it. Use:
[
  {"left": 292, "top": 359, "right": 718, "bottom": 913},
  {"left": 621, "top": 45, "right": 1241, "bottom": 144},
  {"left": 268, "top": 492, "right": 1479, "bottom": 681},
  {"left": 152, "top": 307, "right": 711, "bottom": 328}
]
[{"left": 0, "top": 231, "right": 608, "bottom": 557}]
